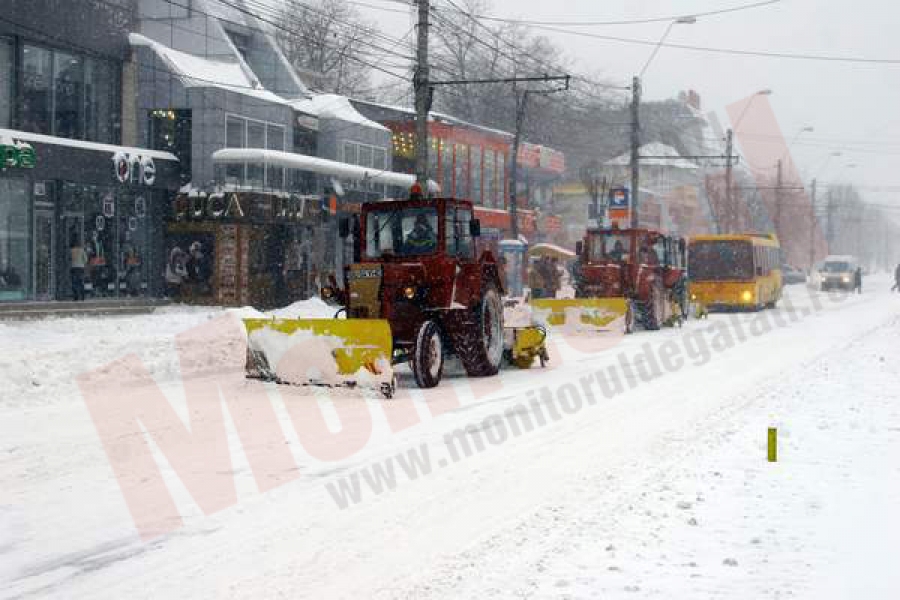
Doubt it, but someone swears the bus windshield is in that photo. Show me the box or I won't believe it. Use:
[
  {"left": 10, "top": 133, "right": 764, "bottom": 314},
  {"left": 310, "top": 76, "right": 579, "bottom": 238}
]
[
  {"left": 689, "top": 240, "right": 754, "bottom": 281},
  {"left": 365, "top": 207, "right": 439, "bottom": 258}
]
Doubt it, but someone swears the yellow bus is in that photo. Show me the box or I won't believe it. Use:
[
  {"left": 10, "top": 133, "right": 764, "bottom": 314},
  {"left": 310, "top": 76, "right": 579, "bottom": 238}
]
[{"left": 688, "top": 233, "right": 783, "bottom": 311}]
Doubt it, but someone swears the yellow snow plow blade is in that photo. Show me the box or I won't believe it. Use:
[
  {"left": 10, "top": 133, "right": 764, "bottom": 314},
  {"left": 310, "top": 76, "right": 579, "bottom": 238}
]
[
  {"left": 529, "top": 297, "right": 628, "bottom": 328},
  {"left": 243, "top": 318, "right": 394, "bottom": 394}
]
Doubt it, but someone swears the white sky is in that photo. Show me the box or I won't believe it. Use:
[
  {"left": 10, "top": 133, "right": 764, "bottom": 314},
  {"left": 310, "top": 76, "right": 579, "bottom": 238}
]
[{"left": 353, "top": 0, "right": 900, "bottom": 210}]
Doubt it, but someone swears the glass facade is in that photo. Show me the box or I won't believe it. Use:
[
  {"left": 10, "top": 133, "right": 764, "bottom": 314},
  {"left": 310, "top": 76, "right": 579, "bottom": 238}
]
[
  {"left": 0, "top": 179, "right": 30, "bottom": 301},
  {"left": 221, "top": 115, "right": 288, "bottom": 190},
  {"left": 149, "top": 109, "right": 192, "bottom": 183},
  {"left": 454, "top": 143, "right": 468, "bottom": 199},
  {"left": 19, "top": 43, "right": 120, "bottom": 143},
  {"left": 0, "top": 37, "right": 11, "bottom": 128},
  {"left": 470, "top": 146, "right": 482, "bottom": 205},
  {"left": 483, "top": 150, "right": 495, "bottom": 208},
  {"left": 60, "top": 183, "right": 158, "bottom": 299}
]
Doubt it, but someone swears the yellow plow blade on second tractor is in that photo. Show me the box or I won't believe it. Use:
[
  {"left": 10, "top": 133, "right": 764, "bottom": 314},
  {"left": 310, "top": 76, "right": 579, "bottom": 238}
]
[
  {"left": 243, "top": 318, "right": 396, "bottom": 397},
  {"left": 529, "top": 297, "right": 629, "bottom": 331}
]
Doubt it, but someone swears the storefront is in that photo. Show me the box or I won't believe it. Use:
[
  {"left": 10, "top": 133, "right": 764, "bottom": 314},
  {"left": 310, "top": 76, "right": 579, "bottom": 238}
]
[
  {"left": 0, "top": 129, "right": 179, "bottom": 302},
  {"left": 167, "top": 190, "right": 325, "bottom": 308}
]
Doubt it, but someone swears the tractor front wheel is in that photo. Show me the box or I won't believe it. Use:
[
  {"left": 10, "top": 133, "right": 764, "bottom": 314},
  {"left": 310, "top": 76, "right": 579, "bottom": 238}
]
[{"left": 411, "top": 320, "right": 444, "bottom": 389}]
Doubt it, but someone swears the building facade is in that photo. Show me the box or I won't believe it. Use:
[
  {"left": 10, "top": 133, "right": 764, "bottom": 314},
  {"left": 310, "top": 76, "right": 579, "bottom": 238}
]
[{"left": 1, "top": 0, "right": 181, "bottom": 303}]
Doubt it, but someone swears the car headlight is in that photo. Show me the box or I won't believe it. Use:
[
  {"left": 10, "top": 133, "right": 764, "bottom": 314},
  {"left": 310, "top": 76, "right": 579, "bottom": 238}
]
[
  {"left": 841, "top": 275, "right": 850, "bottom": 283},
  {"left": 403, "top": 285, "right": 417, "bottom": 300},
  {"left": 741, "top": 290, "right": 753, "bottom": 302}
]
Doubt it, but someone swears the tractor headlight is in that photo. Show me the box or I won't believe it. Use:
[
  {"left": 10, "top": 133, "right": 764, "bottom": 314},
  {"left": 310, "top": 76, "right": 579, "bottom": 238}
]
[
  {"left": 403, "top": 285, "right": 417, "bottom": 300},
  {"left": 742, "top": 290, "right": 753, "bottom": 303},
  {"left": 321, "top": 286, "right": 334, "bottom": 300}
]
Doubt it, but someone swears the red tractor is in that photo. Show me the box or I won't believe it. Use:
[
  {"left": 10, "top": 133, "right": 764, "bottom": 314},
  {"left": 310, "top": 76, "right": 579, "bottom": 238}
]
[{"left": 570, "top": 226, "right": 689, "bottom": 332}]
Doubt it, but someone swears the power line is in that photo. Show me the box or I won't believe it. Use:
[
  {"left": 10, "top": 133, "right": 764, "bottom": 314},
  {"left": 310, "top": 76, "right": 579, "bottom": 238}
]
[{"left": 436, "top": 0, "right": 781, "bottom": 28}]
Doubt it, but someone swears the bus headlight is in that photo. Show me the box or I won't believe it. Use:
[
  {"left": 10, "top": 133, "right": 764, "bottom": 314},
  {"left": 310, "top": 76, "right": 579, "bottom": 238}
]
[{"left": 741, "top": 290, "right": 753, "bottom": 303}]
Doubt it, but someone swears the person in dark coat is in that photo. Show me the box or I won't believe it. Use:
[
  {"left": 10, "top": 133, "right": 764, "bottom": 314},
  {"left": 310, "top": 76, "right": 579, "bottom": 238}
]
[
  {"left": 893, "top": 263, "right": 900, "bottom": 292},
  {"left": 853, "top": 266, "right": 862, "bottom": 294}
]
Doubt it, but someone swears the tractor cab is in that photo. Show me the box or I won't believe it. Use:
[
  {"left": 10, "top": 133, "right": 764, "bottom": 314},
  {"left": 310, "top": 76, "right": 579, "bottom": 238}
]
[
  {"left": 349, "top": 197, "right": 482, "bottom": 263},
  {"left": 328, "top": 196, "right": 497, "bottom": 348},
  {"left": 573, "top": 227, "right": 688, "bottom": 327}
]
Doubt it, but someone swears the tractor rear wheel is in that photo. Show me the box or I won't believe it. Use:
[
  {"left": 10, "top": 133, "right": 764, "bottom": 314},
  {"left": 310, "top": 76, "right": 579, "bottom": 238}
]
[
  {"left": 458, "top": 283, "right": 504, "bottom": 377},
  {"left": 411, "top": 320, "right": 444, "bottom": 389}
]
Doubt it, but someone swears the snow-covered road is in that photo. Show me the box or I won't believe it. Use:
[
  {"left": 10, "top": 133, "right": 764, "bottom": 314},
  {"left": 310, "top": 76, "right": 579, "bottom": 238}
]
[{"left": 2, "top": 280, "right": 899, "bottom": 599}]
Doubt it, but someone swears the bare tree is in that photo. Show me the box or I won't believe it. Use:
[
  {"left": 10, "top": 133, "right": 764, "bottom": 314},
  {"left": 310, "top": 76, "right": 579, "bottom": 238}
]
[{"left": 275, "top": 0, "right": 374, "bottom": 96}]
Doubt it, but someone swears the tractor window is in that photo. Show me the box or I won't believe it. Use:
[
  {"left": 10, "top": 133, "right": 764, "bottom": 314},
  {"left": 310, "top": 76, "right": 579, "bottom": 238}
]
[
  {"left": 445, "top": 206, "right": 474, "bottom": 259},
  {"left": 588, "top": 233, "right": 631, "bottom": 263},
  {"left": 365, "top": 207, "right": 439, "bottom": 258}
]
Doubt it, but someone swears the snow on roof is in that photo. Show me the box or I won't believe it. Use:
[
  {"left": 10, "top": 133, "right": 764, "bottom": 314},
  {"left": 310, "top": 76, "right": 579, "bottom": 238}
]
[
  {"left": 211, "top": 148, "right": 439, "bottom": 192},
  {"left": 129, "top": 33, "right": 290, "bottom": 106},
  {"left": 0, "top": 128, "right": 178, "bottom": 161},
  {"left": 291, "top": 95, "right": 389, "bottom": 132},
  {"left": 607, "top": 142, "right": 699, "bottom": 170}
]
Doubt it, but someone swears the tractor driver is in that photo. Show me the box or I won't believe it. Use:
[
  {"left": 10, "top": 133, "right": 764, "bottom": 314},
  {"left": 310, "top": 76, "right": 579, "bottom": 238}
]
[
  {"left": 609, "top": 239, "right": 627, "bottom": 262},
  {"left": 404, "top": 213, "right": 437, "bottom": 253}
]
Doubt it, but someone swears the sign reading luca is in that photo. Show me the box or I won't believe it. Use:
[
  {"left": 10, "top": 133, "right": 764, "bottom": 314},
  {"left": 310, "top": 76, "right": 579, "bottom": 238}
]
[{"left": 1, "top": 139, "right": 36, "bottom": 169}]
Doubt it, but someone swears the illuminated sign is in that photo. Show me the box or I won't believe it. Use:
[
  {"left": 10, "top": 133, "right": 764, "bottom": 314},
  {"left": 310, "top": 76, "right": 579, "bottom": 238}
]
[
  {"left": 112, "top": 151, "right": 156, "bottom": 186},
  {"left": 1, "top": 140, "right": 36, "bottom": 169}
]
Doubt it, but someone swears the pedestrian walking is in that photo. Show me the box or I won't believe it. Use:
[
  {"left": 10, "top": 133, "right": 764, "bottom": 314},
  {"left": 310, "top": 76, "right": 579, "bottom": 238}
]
[
  {"left": 893, "top": 263, "right": 900, "bottom": 292},
  {"left": 853, "top": 266, "right": 862, "bottom": 294},
  {"left": 69, "top": 240, "right": 87, "bottom": 301}
]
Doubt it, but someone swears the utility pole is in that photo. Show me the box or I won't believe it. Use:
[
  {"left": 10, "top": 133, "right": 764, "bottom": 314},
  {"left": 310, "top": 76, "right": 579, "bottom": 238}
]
[
  {"left": 826, "top": 189, "right": 835, "bottom": 250},
  {"left": 630, "top": 76, "right": 642, "bottom": 228},
  {"left": 509, "top": 89, "right": 529, "bottom": 240},
  {"left": 775, "top": 159, "right": 783, "bottom": 239},
  {"left": 413, "top": 0, "right": 430, "bottom": 190},
  {"left": 808, "top": 178, "right": 817, "bottom": 269},
  {"left": 724, "top": 128, "right": 734, "bottom": 233}
]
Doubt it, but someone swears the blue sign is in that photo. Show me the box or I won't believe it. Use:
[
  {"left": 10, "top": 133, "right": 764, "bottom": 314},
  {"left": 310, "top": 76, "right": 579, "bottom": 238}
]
[{"left": 608, "top": 187, "right": 630, "bottom": 209}]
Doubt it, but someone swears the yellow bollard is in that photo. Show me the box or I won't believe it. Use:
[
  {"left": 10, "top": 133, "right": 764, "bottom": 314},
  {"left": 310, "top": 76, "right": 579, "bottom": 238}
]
[{"left": 767, "top": 427, "right": 778, "bottom": 462}]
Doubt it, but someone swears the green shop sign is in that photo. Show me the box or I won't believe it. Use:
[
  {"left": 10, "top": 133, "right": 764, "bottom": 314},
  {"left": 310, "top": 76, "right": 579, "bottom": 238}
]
[{"left": 1, "top": 140, "right": 36, "bottom": 169}]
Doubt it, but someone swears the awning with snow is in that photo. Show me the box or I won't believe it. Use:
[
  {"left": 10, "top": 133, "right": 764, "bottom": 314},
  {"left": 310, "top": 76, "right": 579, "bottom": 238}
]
[{"left": 211, "top": 148, "right": 440, "bottom": 193}]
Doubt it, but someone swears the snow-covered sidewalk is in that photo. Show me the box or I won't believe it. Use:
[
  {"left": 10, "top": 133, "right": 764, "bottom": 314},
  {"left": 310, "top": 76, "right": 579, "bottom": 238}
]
[{"left": 1, "top": 281, "right": 899, "bottom": 599}]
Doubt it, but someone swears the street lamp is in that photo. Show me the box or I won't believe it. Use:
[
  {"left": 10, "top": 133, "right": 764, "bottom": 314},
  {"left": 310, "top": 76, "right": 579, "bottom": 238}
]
[
  {"left": 733, "top": 89, "right": 773, "bottom": 133},
  {"left": 640, "top": 16, "right": 697, "bottom": 77},
  {"left": 632, "top": 15, "right": 696, "bottom": 227}
]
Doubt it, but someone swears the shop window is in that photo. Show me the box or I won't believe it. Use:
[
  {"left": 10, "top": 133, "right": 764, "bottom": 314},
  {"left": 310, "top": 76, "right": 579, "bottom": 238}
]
[
  {"left": 441, "top": 142, "right": 453, "bottom": 197},
  {"left": 266, "top": 123, "right": 285, "bottom": 189},
  {"left": 19, "top": 44, "right": 119, "bottom": 143},
  {"left": 471, "top": 146, "right": 482, "bottom": 205},
  {"left": 498, "top": 153, "right": 506, "bottom": 207},
  {"left": 454, "top": 144, "right": 468, "bottom": 199},
  {"left": 53, "top": 51, "right": 84, "bottom": 139},
  {"left": 0, "top": 179, "right": 30, "bottom": 301},
  {"left": 85, "top": 58, "right": 120, "bottom": 144},
  {"left": 20, "top": 45, "right": 52, "bottom": 135},
  {"left": 246, "top": 120, "right": 265, "bottom": 187},
  {"left": 343, "top": 141, "right": 358, "bottom": 165},
  {"left": 0, "top": 38, "right": 11, "bottom": 128},
  {"left": 483, "top": 150, "right": 495, "bottom": 207},
  {"left": 374, "top": 147, "right": 386, "bottom": 171},
  {"left": 149, "top": 109, "right": 192, "bottom": 183}
]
